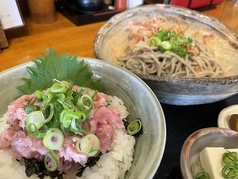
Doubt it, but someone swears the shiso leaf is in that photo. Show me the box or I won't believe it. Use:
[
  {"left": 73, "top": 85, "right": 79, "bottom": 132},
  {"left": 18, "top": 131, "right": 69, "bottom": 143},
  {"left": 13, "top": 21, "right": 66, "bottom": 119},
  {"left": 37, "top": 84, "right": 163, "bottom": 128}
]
[{"left": 17, "top": 47, "right": 104, "bottom": 95}]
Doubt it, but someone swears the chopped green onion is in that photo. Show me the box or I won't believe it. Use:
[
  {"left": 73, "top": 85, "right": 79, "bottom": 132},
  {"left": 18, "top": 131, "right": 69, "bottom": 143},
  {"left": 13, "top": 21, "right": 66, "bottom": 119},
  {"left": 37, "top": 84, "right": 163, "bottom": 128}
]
[
  {"left": 222, "top": 151, "right": 237, "bottom": 164},
  {"left": 190, "top": 163, "right": 209, "bottom": 179},
  {"left": 176, "top": 47, "right": 187, "bottom": 57},
  {"left": 44, "top": 151, "right": 59, "bottom": 172},
  {"left": 27, "top": 123, "right": 38, "bottom": 138},
  {"left": 43, "top": 128, "right": 64, "bottom": 150},
  {"left": 43, "top": 88, "right": 53, "bottom": 104},
  {"left": 156, "top": 29, "right": 165, "bottom": 40},
  {"left": 27, "top": 123, "right": 46, "bottom": 138},
  {"left": 60, "top": 125, "right": 74, "bottom": 136},
  {"left": 24, "top": 80, "right": 96, "bottom": 144},
  {"left": 76, "top": 134, "right": 100, "bottom": 157},
  {"left": 60, "top": 108, "right": 88, "bottom": 134},
  {"left": 160, "top": 41, "right": 172, "bottom": 50},
  {"left": 90, "top": 90, "right": 98, "bottom": 100},
  {"left": 25, "top": 111, "right": 45, "bottom": 130},
  {"left": 34, "top": 90, "right": 43, "bottom": 101},
  {"left": 149, "top": 29, "right": 194, "bottom": 57},
  {"left": 77, "top": 94, "right": 93, "bottom": 111},
  {"left": 183, "top": 37, "right": 194, "bottom": 46},
  {"left": 222, "top": 151, "right": 238, "bottom": 179},
  {"left": 127, "top": 118, "right": 142, "bottom": 136},
  {"left": 60, "top": 110, "right": 72, "bottom": 128},
  {"left": 149, "top": 37, "right": 161, "bottom": 46},
  {"left": 162, "top": 31, "right": 171, "bottom": 41},
  {"left": 44, "top": 104, "right": 54, "bottom": 123},
  {"left": 69, "top": 118, "right": 90, "bottom": 136},
  {"left": 51, "top": 79, "right": 73, "bottom": 93},
  {"left": 222, "top": 164, "right": 238, "bottom": 178}
]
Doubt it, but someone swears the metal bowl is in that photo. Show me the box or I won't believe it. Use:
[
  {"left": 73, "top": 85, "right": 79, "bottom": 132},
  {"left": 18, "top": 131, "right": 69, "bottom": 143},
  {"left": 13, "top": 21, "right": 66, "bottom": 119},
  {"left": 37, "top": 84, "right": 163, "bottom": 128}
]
[
  {"left": 94, "top": 4, "right": 238, "bottom": 105},
  {"left": 0, "top": 57, "right": 166, "bottom": 179}
]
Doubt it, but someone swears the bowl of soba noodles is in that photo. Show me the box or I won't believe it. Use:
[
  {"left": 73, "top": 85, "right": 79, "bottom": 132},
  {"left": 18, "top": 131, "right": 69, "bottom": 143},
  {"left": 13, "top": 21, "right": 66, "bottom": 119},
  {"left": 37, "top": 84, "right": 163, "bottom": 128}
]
[{"left": 94, "top": 4, "right": 238, "bottom": 105}]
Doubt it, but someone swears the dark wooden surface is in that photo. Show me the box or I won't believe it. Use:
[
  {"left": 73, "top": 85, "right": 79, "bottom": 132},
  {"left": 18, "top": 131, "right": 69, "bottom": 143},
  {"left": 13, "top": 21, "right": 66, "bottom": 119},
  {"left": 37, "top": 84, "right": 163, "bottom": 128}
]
[{"left": 153, "top": 93, "right": 238, "bottom": 178}]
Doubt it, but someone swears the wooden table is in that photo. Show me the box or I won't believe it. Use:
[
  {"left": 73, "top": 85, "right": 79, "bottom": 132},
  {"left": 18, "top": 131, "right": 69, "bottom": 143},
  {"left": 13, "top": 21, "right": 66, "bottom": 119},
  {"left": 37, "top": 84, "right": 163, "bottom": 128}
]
[{"left": 1, "top": 0, "right": 238, "bottom": 72}]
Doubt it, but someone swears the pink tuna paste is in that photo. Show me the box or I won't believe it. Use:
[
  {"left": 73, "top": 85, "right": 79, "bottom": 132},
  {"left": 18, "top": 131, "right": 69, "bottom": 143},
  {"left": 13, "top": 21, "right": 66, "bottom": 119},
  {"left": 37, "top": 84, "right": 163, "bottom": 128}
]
[{"left": 0, "top": 88, "right": 124, "bottom": 174}]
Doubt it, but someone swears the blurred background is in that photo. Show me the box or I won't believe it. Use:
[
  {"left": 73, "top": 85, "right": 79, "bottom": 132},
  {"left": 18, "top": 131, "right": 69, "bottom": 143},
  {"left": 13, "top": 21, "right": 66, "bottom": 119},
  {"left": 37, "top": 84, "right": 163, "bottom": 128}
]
[{"left": 16, "top": 0, "right": 224, "bottom": 26}]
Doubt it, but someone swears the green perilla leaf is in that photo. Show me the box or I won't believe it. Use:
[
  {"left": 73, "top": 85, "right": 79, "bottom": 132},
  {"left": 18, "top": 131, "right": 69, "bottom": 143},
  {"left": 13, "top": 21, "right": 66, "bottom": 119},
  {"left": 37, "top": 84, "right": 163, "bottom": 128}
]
[{"left": 17, "top": 48, "right": 103, "bottom": 95}]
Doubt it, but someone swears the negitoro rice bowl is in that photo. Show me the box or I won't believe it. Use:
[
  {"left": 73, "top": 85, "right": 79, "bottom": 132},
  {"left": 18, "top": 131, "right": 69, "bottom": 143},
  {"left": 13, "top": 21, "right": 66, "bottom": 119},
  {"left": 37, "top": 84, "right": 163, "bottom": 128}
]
[
  {"left": 0, "top": 48, "right": 166, "bottom": 179},
  {"left": 0, "top": 96, "right": 135, "bottom": 179}
]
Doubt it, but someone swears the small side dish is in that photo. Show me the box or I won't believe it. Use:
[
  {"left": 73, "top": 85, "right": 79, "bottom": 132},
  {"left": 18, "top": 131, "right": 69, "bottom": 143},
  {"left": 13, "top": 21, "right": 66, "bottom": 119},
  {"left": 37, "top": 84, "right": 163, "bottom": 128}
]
[
  {"left": 180, "top": 128, "right": 238, "bottom": 179},
  {"left": 218, "top": 105, "right": 238, "bottom": 131}
]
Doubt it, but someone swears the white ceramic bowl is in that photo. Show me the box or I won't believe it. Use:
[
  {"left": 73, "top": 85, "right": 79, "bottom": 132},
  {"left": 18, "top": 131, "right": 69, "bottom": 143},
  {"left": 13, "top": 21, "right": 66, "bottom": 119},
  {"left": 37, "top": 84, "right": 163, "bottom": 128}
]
[
  {"left": 94, "top": 4, "right": 238, "bottom": 105},
  {"left": 180, "top": 127, "right": 238, "bottom": 179},
  {"left": 0, "top": 57, "right": 166, "bottom": 179},
  {"left": 218, "top": 105, "right": 238, "bottom": 130}
]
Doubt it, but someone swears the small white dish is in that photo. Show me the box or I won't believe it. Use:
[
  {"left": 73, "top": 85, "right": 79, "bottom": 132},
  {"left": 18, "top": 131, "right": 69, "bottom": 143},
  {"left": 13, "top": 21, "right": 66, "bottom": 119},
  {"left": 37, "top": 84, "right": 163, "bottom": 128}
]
[{"left": 217, "top": 105, "right": 238, "bottom": 129}]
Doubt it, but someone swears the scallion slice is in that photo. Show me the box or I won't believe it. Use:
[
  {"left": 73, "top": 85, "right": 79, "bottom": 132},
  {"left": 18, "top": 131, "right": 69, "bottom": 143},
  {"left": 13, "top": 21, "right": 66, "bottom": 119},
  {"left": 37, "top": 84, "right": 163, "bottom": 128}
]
[
  {"left": 44, "top": 151, "right": 59, "bottom": 172},
  {"left": 150, "top": 36, "right": 161, "bottom": 46},
  {"left": 76, "top": 134, "right": 100, "bottom": 157},
  {"left": 77, "top": 94, "right": 93, "bottom": 111},
  {"left": 160, "top": 41, "right": 172, "bottom": 50},
  {"left": 127, "top": 118, "right": 142, "bottom": 136},
  {"left": 222, "top": 151, "right": 238, "bottom": 179},
  {"left": 44, "top": 103, "right": 54, "bottom": 123},
  {"left": 190, "top": 162, "right": 209, "bottom": 179},
  {"left": 27, "top": 123, "right": 46, "bottom": 138},
  {"left": 25, "top": 111, "right": 45, "bottom": 131},
  {"left": 43, "top": 128, "right": 64, "bottom": 150},
  {"left": 51, "top": 79, "right": 73, "bottom": 93},
  {"left": 222, "top": 151, "right": 237, "bottom": 164}
]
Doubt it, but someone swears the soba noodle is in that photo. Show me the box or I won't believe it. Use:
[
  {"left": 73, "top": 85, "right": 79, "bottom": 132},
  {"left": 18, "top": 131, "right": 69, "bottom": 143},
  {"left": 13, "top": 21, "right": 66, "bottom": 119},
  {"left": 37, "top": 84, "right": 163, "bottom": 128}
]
[
  {"left": 119, "top": 41, "right": 225, "bottom": 78},
  {"left": 111, "top": 15, "right": 225, "bottom": 78}
]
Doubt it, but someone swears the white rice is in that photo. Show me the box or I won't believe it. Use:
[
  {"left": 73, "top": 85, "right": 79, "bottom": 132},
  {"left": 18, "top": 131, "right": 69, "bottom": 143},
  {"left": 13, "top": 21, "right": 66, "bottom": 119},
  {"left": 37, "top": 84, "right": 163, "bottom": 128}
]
[
  {"left": 79, "top": 129, "right": 135, "bottom": 179},
  {"left": 108, "top": 96, "right": 129, "bottom": 120},
  {"left": 0, "top": 96, "right": 136, "bottom": 179}
]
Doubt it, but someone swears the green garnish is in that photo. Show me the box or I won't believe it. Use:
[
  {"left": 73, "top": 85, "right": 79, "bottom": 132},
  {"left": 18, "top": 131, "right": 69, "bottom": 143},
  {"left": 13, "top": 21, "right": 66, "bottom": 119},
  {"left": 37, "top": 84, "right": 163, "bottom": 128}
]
[
  {"left": 23, "top": 79, "right": 101, "bottom": 171},
  {"left": 25, "top": 111, "right": 47, "bottom": 138},
  {"left": 126, "top": 118, "right": 142, "bottom": 136},
  {"left": 44, "top": 151, "right": 59, "bottom": 172},
  {"left": 222, "top": 151, "right": 238, "bottom": 179},
  {"left": 43, "top": 128, "right": 64, "bottom": 150},
  {"left": 24, "top": 80, "right": 94, "bottom": 136},
  {"left": 149, "top": 29, "right": 195, "bottom": 57},
  {"left": 76, "top": 134, "right": 100, "bottom": 157},
  {"left": 20, "top": 98, "right": 40, "bottom": 114},
  {"left": 17, "top": 47, "right": 103, "bottom": 95},
  {"left": 190, "top": 162, "right": 210, "bottom": 179}
]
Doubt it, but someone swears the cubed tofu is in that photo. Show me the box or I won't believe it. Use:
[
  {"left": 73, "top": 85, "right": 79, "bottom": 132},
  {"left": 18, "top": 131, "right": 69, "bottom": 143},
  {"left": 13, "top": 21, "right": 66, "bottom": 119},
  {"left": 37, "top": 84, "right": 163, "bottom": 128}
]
[
  {"left": 200, "top": 147, "right": 224, "bottom": 179},
  {"left": 200, "top": 147, "right": 238, "bottom": 179}
]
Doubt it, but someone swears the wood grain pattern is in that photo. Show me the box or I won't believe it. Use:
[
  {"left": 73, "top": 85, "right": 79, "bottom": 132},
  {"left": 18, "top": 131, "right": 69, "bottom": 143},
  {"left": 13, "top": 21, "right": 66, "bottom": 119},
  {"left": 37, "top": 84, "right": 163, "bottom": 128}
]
[
  {"left": 0, "top": 0, "right": 237, "bottom": 72},
  {"left": 27, "top": 0, "right": 57, "bottom": 24}
]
